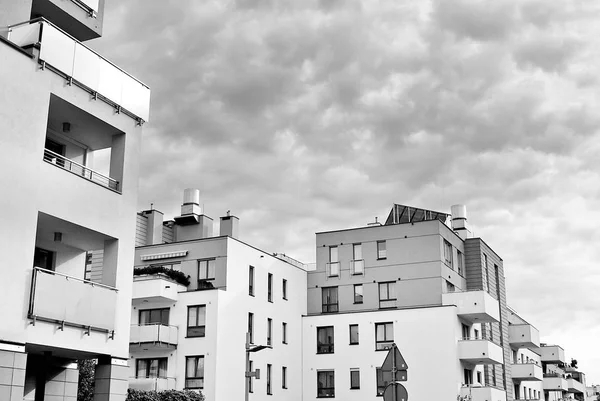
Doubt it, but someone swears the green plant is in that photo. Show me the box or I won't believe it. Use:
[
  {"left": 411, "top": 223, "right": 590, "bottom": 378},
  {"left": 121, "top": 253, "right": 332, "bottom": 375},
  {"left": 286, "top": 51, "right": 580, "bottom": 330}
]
[
  {"left": 77, "top": 359, "right": 96, "bottom": 401},
  {"left": 133, "top": 265, "right": 190, "bottom": 286},
  {"left": 125, "top": 389, "right": 204, "bottom": 401}
]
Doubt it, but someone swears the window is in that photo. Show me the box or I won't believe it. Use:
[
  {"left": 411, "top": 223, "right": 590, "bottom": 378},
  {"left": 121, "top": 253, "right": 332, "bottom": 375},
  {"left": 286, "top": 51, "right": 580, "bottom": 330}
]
[
  {"left": 268, "top": 273, "right": 273, "bottom": 302},
  {"left": 375, "top": 322, "right": 394, "bottom": 350},
  {"left": 376, "top": 367, "right": 393, "bottom": 396},
  {"left": 248, "top": 313, "right": 254, "bottom": 344},
  {"left": 282, "top": 279, "right": 287, "bottom": 300},
  {"left": 474, "top": 328, "right": 479, "bottom": 339},
  {"left": 34, "top": 247, "right": 55, "bottom": 271},
  {"left": 377, "top": 241, "right": 386, "bottom": 259},
  {"left": 321, "top": 287, "right": 339, "bottom": 313},
  {"left": 198, "top": 259, "right": 216, "bottom": 280},
  {"left": 267, "top": 364, "right": 272, "bottom": 395},
  {"left": 267, "top": 318, "right": 272, "bottom": 346},
  {"left": 378, "top": 282, "right": 396, "bottom": 309},
  {"left": 483, "top": 254, "right": 489, "bottom": 291},
  {"left": 352, "top": 243, "right": 364, "bottom": 274},
  {"left": 353, "top": 284, "right": 363, "bottom": 304},
  {"left": 282, "top": 366, "right": 287, "bottom": 389},
  {"left": 248, "top": 360, "right": 254, "bottom": 393},
  {"left": 84, "top": 251, "right": 92, "bottom": 280},
  {"left": 136, "top": 358, "right": 167, "bottom": 378},
  {"left": 139, "top": 308, "right": 170, "bottom": 326},
  {"left": 443, "top": 240, "right": 453, "bottom": 267},
  {"left": 185, "top": 356, "right": 204, "bottom": 389},
  {"left": 328, "top": 246, "right": 339, "bottom": 277},
  {"left": 282, "top": 322, "right": 287, "bottom": 344},
  {"left": 463, "top": 368, "right": 472, "bottom": 385},
  {"left": 446, "top": 280, "right": 455, "bottom": 293},
  {"left": 350, "top": 369, "right": 360, "bottom": 389},
  {"left": 461, "top": 324, "right": 470, "bottom": 340},
  {"left": 317, "top": 370, "right": 335, "bottom": 398},
  {"left": 457, "top": 250, "right": 464, "bottom": 275},
  {"left": 317, "top": 326, "right": 334, "bottom": 354},
  {"left": 349, "top": 324, "right": 359, "bottom": 345},
  {"left": 476, "top": 371, "right": 482, "bottom": 384},
  {"left": 249, "top": 266, "right": 255, "bottom": 296},
  {"left": 187, "top": 305, "right": 206, "bottom": 337}
]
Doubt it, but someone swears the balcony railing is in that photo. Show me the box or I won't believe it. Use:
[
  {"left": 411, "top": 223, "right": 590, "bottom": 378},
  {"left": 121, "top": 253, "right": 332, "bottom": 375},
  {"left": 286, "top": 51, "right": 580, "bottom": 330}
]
[
  {"left": 129, "top": 377, "right": 176, "bottom": 392},
  {"left": 29, "top": 267, "right": 117, "bottom": 335},
  {"left": 130, "top": 324, "right": 178, "bottom": 348},
  {"left": 326, "top": 262, "right": 340, "bottom": 277},
  {"left": 7, "top": 18, "right": 150, "bottom": 122},
  {"left": 43, "top": 148, "right": 119, "bottom": 192},
  {"left": 351, "top": 259, "right": 364, "bottom": 275},
  {"left": 442, "top": 290, "right": 500, "bottom": 323},
  {"left": 458, "top": 338, "right": 504, "bottom": 365}
]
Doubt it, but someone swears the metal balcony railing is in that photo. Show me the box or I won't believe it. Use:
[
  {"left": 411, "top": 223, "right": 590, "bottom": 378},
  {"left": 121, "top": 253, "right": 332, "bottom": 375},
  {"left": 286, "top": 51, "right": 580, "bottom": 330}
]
[
  {"left": 130, "top": 324, "right": 178, "bottom": 346},
  {"left": 351, "top": 259, "right": 364, "bottom": 275},
  {"left": 43, "top": 148, "right": 119, "bottom": 191},
  {"left": 326, "top": 262, "right": 340, "bottom": 277}
]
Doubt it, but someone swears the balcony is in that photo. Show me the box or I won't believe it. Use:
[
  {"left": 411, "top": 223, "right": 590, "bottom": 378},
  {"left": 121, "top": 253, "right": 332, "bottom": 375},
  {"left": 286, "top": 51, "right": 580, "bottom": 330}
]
[
  {"left": 540, "top": 345, "right": 566, "bottom": 363},
  {"left": 459, "top": 386, "right": 506, "bottom": 401},
  {"left": 7, "top": 19, "right": 150, "bottom": 122},
  {"left": 442, "top": 290, "right": 500, "bottom": 323},
  {"left": 567, "top": 377, "right": 586, "bottom": 394},
  {"left": 543, "top": 373, "right": 568, "bottom": 391},
  {"left": 29, "top": 267, "right": 117, "bottom": 334},
  {"left": 44, "top": 148, "right": 119, "bottom": 191},
  {"left": 458, "top": 338, "right": 504, "bottom": 365},
  {"left": 130, "top": 324, "right": 178, "bottom": 351},
  {"left": 508, "top": 323, "right": 540, "bottom": 350},
  {"left": 511, "top": 363, "right": 543, "bottom": 381},
  {"left": 132, "top": 274, "right": 185, "bottom": 304},
  {"left": 129, "top": 377, "right": 176, "bottom": 392}
]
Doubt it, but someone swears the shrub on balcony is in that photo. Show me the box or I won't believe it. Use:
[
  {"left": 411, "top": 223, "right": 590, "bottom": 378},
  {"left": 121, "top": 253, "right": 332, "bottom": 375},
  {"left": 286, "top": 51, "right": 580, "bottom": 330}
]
[
  {"left": 133, "top": 265, "right": 190, "bottom": 287},
  {"left": 126, "top": 389, "right": 204, "bottom": 401}
]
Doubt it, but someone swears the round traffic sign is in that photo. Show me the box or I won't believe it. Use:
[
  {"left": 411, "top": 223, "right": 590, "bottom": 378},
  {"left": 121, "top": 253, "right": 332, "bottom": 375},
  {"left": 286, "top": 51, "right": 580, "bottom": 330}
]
[{"left": 383, "top": 382, "right": 408, "bottom": 401}]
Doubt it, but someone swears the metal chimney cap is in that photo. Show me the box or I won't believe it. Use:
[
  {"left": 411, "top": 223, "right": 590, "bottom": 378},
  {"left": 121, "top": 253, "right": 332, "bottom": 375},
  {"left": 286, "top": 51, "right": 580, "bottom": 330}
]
[
  {"left": 183, "top": 188, "right": 200, "bottom": 205},
  {"left": 451, "top": 204, "right": 467, "bottom": 220}
]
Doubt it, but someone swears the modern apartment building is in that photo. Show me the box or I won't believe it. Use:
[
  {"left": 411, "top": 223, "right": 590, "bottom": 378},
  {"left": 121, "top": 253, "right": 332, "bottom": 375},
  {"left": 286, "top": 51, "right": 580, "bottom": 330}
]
[
  {"left": 0, "top": 0, "right": 150, "bottom": 400},
  {"left": 128, "top": 190, "right": 307, "bottom": 401},
  {"left": 539, "top": 344, "right": 587, "bottom": 401}
]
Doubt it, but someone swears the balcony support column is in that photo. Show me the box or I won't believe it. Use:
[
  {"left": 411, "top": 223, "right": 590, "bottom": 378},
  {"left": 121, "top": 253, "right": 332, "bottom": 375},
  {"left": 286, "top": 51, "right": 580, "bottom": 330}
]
[
  {"left": 0, "top": 344, "right": 27, "bottom": 401},
  {"left": 94, "top": 357, "right": 128, "bottom": 401}
]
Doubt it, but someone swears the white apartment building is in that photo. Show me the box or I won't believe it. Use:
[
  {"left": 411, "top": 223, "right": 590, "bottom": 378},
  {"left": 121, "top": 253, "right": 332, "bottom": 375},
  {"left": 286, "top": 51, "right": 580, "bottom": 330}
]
[{"left": 0, "top": 0, "right": 150, "bottom": 399}]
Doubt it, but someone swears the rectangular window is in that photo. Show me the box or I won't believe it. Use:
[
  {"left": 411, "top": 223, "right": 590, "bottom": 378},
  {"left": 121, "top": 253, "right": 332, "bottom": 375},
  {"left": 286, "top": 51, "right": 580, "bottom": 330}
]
[
  {"left": 282, "top": 322, "right": 287, "bottom": 344},
  {"left": 282, "top": 279, "right": 287, "bottom": 300},
  {"left": 321, "top": 287, "right": 339, "bottom": 313},
  {"left": 350, "top": 369, "right": 360, "bottom": 389},
  {"left": 378, "top": 282, "right": 396, "bottom": 309},
  {"left": 446, "top": 280, "right": 455, "bottom": 293},
  {"left": 463, "top": 368, "right": 472, "bottom": 385},
  {"left": 376, "top": 367, "right": 392, "bottom": 396},
  {"left": 249, "top": 266, "right": 255, "bottom": 296},
  {"left": 461, "top": 323, "right": 470, "bottom": 340},
  {"left": 349, "top": 324, "right": 359, "bottom": 345},
  {"left": 84, "top": 251, "right": 92, "bottom": 281},
  {"left": 317, "top": 370, "right": 335, "bottom": 398},
  {"left": 476, "top": 371, "right": 482, "bottom": 384},
  {"left": 185, "top": 356, "right": 204, "bottom": 389},
  {"left": 457, "top": 250, "right": 464, "bottom": 275},
  {"left": 375, "top": 322, "right": 394, "bottom": 350},
  {"left": 317, "top": 326, "right": 334, "bottom": 354},
  {"left": 483, "top": 254, "right": 489, "bottom": 291},
  {"left": 34, "top": 247, "right": 55, "bottom": 271},
  {"left": 198, "top": 259, "right": 216, "bottom": 280},
  {"left": 328, "top": 246, "right": 340, "bottom": 277},
  {"left": 248, "top": 360, "right": 254, "bottom": 393},
  {"left": 187, "top": 305, "right": 206, "bottom": 337},
  {"left": 267, "top": 364, "right": 272, "bottom": 395},
  {"left": 282, "top": 366, "right": 287, "bottom": 389},
  {"left": 352, "top": 243, "right": 364, "bottom": 274},
  {"left": 353, "top": 284, "right": 363, "bottom": 304},
  {"left": 139, "top": 308, "right": 170, "bottom": 326},
  {"left": 377, "top": 241, "right": 387, "bottom": 259},
  {"left": 136, "top": 358, "right": 167, "bottom": 378},
  {"left": 267, "top": 318, "right": 272, "bottom": 346},
  {"left": 248, "top": 312, "right": 254, "bottom": 344},
  {"left": 444, "top": 240, "right": 453, "bottom": 267},
  {"left": 268, "top": 273, "right": 273, "bottom": 302}
]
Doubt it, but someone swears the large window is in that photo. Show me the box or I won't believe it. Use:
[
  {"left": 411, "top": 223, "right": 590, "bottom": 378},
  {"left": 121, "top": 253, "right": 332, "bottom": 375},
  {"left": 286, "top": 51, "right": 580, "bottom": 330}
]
[
  {"left": 375, "top": 322, "right": 394, "bottom": 350},
  {"left": 328, "top": 246, "right": 339, "bottom": 277},
  {"left": 249, "top": 266, "right": 255, "bottom": 296},
  {"left": 185, "top": 356, "right": 204, "bottom": 389},
  {"left": 322, "top": 287, "right": 339, "bottom": 313},
  {"left": 136, "top": 358, "right": 167, "bottom": 378},
  {"left": 317, "top": 370, "right": 335, "bottom": 398},
  {"left": 198, "top": 259, "right": 216, "bottom": 280},
  {"left": 378, "top": 282, "right": 396, "bottom": 309},
  {"left": 187, "top": 305, "right": 206, "bottom": 337},
  {"left": 139, "top": 308, "right": 169, "bottom": 326},
  {"left": 376, "top": 367, "right": 393, "bottom": 396},
  {"left": 317, "top": 326, "right": 334, "bottom": 354},
  {"left": 354, "top": 284, "right": 363, "bottom": 304},
  {"left": 267, "top": 318, "right": 272, "bottom": 346},
  {"left": 268, "top": 273, "right": 273, "bottom": 302},
  {"left": 248, "top": 312, "right": 254, "bottom": 344},
  {"left": 267, "top": 364, "right": 272, "bottom": 395},
  {"left": 349, "top": 324, "right": 359, "bottom": 345},
  {"left": 282, "top": 322, "right": 288, "bottom": 344},
  {"left": 352, "top": 243, "right": 364, "bottom": 274},
  {"left": 350, "top": 369, "right": 360, "bottom": 389},
  {"left": 377, "top": 241, "right": 387, "bottom": 259}
]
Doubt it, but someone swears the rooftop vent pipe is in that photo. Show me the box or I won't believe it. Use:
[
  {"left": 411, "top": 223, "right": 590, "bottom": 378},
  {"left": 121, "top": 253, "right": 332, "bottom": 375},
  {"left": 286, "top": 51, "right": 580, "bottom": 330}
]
[{"left": 450, "top": 204, "right": 471, "bottom": 239}]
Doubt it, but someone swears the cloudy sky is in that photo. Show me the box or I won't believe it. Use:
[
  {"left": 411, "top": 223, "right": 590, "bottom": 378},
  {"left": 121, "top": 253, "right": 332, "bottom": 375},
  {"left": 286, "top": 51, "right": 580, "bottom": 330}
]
[{"left": 91, "top": 0, "right": 600, "bottom": 383}]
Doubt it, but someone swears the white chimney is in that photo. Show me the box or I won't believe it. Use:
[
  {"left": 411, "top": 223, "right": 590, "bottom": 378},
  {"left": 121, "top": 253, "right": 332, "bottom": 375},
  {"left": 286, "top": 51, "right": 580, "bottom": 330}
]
[
  {"left": 181, "top": 188, "right": 201, "bottom": 216},
  {"left": 451, "top": 204, "right": 471, "bottom": 239}
]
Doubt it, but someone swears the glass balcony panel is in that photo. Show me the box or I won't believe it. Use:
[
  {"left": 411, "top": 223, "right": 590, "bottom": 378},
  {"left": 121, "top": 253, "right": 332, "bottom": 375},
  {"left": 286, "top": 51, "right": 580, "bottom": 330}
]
[
  {"left": 129, "top": 377, "right": 176, "bottom": 392},
  {"left": 352, "top": 259, "right": 364, "bottom": 275},
  {"left": 8, "top": 23, "right": 40, "bottom": 47},
  {"left": 39, "top": 23, "right": 76, "bottom": 74},
  {"left": 72, "top": 43, "right": 100, "bottom": 89}
]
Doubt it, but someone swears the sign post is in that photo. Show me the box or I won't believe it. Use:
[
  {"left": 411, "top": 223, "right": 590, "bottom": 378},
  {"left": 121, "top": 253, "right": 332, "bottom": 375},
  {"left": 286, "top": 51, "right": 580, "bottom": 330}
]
[{"left": 381, "top": 343, "right": 409, "bottom": 401}]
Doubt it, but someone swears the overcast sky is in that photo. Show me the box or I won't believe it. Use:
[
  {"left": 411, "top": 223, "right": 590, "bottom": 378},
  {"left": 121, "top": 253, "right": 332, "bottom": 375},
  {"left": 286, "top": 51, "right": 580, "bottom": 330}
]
[{"left": 91, "top": 0, "right": 600, "bottom": 383}]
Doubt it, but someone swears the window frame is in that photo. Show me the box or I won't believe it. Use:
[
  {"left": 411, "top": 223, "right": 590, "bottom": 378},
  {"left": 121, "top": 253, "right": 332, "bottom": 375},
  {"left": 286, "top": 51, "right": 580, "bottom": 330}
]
[
  {"left": 282, "top": 366, "right": 287, "bottom": 389},
  {"left": 376, "top": 240, "right": 387, "bottom": 260},
  {"left": 282, "top": 278, "right": 287, "bottom": 300},
  {"left": 317, "top": 370, "right": 335, "bottom": 398},
  {"left": 186, "top": 305, "right": 206, "bottom": 337},
  {"left": 457, "top": 250, "right": 464, "bottom": 276},
  {"left": 321, "top": 286, "right": 339, "bottom": 313},
  {"left": 268, "top": 273, "right": 273, "bottom": 302},
  {"left": 267, "top": 363, "right": 272, "bottom": 395},
  {"left": 443, "top": 240, "right": 453, "bottom": 268},
  {"left": 353, "top": 284, "right": 363, "bottom": 304},
  {"left": 282, "top": 322, "right": 287, "bottom": 344},
  {"left": 198, "top": 258, "right": 216, "bottom": 280},
  {"left": 378, "top": 281, "right": 396, "bottom": 309},
  {"left": 316, "top": 326, "right": 334, "bottom": 354},
  {"left": 327, "top": 246, "right": 340, "bottom": 277},
  {"left": 267, "top": 318, "right": 272, "bottom": 346},
  {"left": 349, "top": 324, "right": 359, "bottom": 345},
  {"left": 185, "top": 355, "right": 204, "bottom": 389},
  {"left": 139, "top": 307, "right": 170, "bottom": 326},
  {"left": 248, "top": 312, "right": 254, "bottom": 344},
  {"left": 249, "top": 265, "right": 255, "bottom": 296},
  {"left": 352, "top": 243, "right": 364, "bottom": 275},
  {"left": 375, "top": 322, "right": 394, "bottom": 351},
  {"left": 135, "top": 357, "right": 168, "bottom": 379},
  {"left": 350, "top": 368, "right": 360, "bottom": 390}
]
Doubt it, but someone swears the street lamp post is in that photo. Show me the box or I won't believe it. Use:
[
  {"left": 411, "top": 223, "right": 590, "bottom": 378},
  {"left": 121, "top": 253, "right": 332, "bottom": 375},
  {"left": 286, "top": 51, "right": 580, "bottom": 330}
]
[{"left": 245, "top": 333, "right": 271, "bottom": 401}]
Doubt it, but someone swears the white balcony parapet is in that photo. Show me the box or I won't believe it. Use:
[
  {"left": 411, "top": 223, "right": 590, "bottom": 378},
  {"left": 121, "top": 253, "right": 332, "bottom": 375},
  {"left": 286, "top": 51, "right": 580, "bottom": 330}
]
[
  {"left": 132, "top": 274, "right": 186, "bottom": 303},
  {"left": 512, "top": 363, "right": 543, "bottom": 381},
  {"left": 29, "top": 267, "right": 117, "bottom": 334},
  {"left": 442, "top": 290, "right": 500, "bottom": 323},
  {"left": 540, "top": 345, "right": 566, "bottom": 363},
  {"left": 43, "top": 148, "right": 119, "bottom": 192},
  {"left": 458, "top": 338, "right": 504, "bottom": 365},
  {"left": 7, "top": 18, "right": 150, "bottom": 122},
  {"left": 509, "top": 323, "right": 540, "bottom": 350},
  {"left": 543, "top": 373, "right": 568, "bottom": 391},
  {"left": 567, "top": 377, "right": 586, "bottom": 394},
  {"left": 459, "top": 385, "right": 506, "bottom": 401},
  {"left": 129, "top": 377, "right": 176, "bottom": 392},
  {"left": 130, "top": 324, "right": 178, "bottom": 348}
]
